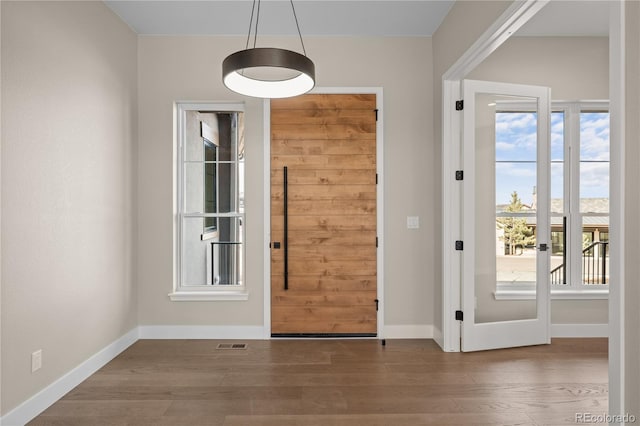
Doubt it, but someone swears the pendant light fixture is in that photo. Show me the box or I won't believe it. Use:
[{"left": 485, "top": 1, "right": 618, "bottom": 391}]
[{"left": 222, "top": 0, "right": 315, "bottom": 99}]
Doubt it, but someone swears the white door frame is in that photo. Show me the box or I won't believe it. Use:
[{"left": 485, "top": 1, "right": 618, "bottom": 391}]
[
  {"left": 440, "top": 0, "right": 625, "bottom": 418},
  {"left": 440, "top": 0, "right": 549, "bottom": 353},
  {"left": 263, "top": 87, "right": 385, "bottom": 339},
  {"left": 461, "top": 79, "right": 551, "bottom": 352}
]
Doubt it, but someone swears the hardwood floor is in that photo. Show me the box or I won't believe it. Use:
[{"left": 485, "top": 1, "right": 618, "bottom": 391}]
[{"left": 28, "top": 338, "right": 608, "bottom": 426}]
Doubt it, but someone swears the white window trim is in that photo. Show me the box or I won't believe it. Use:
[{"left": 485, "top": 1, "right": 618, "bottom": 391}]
[
  {"left": 495, "top": 283, "right": 608, "bottom": 300},
  {"left": 494, "top": 100, "right": 610, "bottom": 300},
  {"left": 171, "top": 102, "right": 248, "bottom": 302},
  {"left": 168, "top": 290, "right": 249, "bottom": 302},
  {"left": 556, "top": 101, "right": 610, "bottom": 293}
]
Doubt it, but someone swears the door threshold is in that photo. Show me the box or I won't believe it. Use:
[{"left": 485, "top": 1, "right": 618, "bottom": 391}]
[{"left": 271, "top": 333, "right": 377, "bottom": 338}]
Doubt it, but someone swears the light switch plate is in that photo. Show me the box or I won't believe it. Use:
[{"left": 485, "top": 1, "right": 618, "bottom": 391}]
[
  {"left": 32, "top": 350, "right": 42, "bottom": 373},
  {"left": 407, "top": 216, "right": 420, "bottom": 229}
]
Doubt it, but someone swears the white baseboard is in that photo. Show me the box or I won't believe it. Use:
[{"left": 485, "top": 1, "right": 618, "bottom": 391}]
[
  {"left": 432, "top": 326, "right": 444, "bottom": 349},
  {"left": 383, "top": 325, "right": 434, "bottom": 339},
  {"left": 551, "top": 323, "right": 609, "bottom": 338},
  {"left": 138, "top": 325, "right": 266, "bottom": 340},
  {"left": 1, "top": 328, "right": 139, "bottom": 426}
]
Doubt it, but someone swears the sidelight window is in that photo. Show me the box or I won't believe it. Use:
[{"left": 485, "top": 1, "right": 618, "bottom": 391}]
[
  {"left": 551, "top": 104, "right": 609, "bottom": 293},
  {"left": 171, "top": 103, "right": 247, "bottom": 301},
  {"left": 495, "top": 101, "right": 609, "bottom": 299}
]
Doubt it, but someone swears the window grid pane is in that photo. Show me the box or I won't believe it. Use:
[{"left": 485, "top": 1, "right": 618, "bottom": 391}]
[
  {"left": 495, "top": 106, "right": 610, "bottom": 290},
  {"left": 579, "top": 111, "right": 609, "bottom": 286},
  {"left": 180, "top": 109, "right": 245, "bottom": 289}
]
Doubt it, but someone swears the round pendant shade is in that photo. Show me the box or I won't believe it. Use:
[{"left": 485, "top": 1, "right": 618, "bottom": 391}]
[{"left": 222, "top": 48, "right": 315, "bottom": 98}]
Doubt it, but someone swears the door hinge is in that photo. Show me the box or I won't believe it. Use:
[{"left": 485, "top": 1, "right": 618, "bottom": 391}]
[
  {"left": 455, "top": 310, "right": 463, "bottom": 321},
  {"left": 455, "top": 240, "right": 463, "bottom": 251},
  {"left": 455, "top": 170, "right": 464, "bottom": 181},
  {"left": 376, "top": 173, "right": 379, "bottom": 184},
  {"left": 376, "top": 237, "right": 379, "bottom": 248},
  {"left": 375, "top": 109, "right": 379, "bottom": 121},
  {"left": 455, "top": 100, "right": 464, "bottom": 111},
  {"left": 375, "top": 299, "right": 379, "bottom": 311}
]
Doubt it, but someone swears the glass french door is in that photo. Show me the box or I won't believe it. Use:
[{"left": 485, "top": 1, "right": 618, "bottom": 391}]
[{"left": 461, "top": 80, "right": 551, "bottom": 352}]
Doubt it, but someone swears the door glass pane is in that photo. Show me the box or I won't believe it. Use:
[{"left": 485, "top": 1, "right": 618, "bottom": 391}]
[
  {"left": 580, "top": 111, "right": 609, "bottom": 208},
  {"left": 550, "top": 111, "right": 565, "bottom": 284},
  {"left": 580, "top": 111, "right": 609, "bottom": 285},
  {"left": 475, "top": 94, "right": 538, "bottom": 323},
  {"left": 550, "top": 112, "right": 565, "bottom": 213}
]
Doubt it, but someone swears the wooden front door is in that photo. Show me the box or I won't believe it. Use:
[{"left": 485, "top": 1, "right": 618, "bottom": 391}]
[{"left": 270, "top": 94, "right": 378, "bottom": 336}]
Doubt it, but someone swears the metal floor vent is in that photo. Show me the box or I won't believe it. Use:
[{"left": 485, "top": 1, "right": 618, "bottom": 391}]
[{"left": 216, "top": 343, "right": 247, "bottom": 350}]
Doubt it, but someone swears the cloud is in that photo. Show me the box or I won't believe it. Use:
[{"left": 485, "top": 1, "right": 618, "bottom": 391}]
[
  {"left": 550, "top": 163, "right": 564, "bottom": 199},
  {"left": 550, "top": 162, "right": 564, "bottom": 178},
  {"left": 495, "top": 112, "right": 539, "bottom": 159},
  {"left": 547, "top": 114, "right": 565, "bottom": 162},
  {"left": 580, "top": 162, "right": 609, "bottom": 197},
  {"left": 580, "top": 113, "right": 610, "bottom": 161},
  {"left": 496, "top": 162, "right": 536, "bottom": 177},
  {"left": 496, "top": 141, "right": 515, "bottom": 151},
  {"left": 495, "top": 112, "right": 536, "bottom": 131}
]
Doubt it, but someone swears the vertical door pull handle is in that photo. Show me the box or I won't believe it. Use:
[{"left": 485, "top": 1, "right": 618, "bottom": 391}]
[{"left": 284, "top": 166, "right": 289, "bottom": 290}]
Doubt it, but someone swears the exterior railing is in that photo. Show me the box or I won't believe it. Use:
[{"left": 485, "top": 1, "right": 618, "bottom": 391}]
[
  {"left": 550, "top": 263, "right": 564, "bottom": 286},
  {"left": 550, "top": 241, "right": 609, "bottom": 285}
]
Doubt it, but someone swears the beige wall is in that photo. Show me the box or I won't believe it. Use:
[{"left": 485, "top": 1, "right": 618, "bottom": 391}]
[
  {"left": 137, "top": 36, "right": 435, "bottom": 328},
  {"left": 469, "top": 37, "right": 609, "bottom": 100},
  {"left": 1, "top": 1, "right": 138, "bottom": 414},
  {"left": 468, "top": 36, "right": 609, "bottom": 325},
  {"left": 433, "top": 1, "right": 514, "bottom": 79},
  {"left": 625, "top": 0, "right": 640, "bottom": 417}
]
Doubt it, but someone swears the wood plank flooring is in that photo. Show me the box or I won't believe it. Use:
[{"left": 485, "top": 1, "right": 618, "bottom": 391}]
[{"left": 28, "top": 338, "right": 608, "bottom": 426}]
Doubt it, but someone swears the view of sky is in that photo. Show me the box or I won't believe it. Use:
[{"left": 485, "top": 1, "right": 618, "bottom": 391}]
[{"left": 495, "top": 111, "right": 610, "bottom": 208}]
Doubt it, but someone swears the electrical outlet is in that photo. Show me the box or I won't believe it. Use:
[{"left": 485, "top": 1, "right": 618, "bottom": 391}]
[{"left": 31, "top": 350, "right": 42, "bottom": 373}]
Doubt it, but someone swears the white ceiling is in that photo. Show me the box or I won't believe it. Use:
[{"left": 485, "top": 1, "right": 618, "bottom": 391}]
[
  {"left": 104, "top": 0, "right": 610, "bottom": 37},
  {"left": 103, "top": 1, "right": 455, "bottom": 37}
]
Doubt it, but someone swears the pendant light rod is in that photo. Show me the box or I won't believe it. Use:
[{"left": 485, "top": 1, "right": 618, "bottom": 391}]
[
  {"left": 244, "top": 0, "right": 258, "bottom": 50},
  {"left": 252, "top": 0, "right": 261, "bottom": 49},
  {"left": 244, "top": 0, "right": 306, "bottom": 55},
  {"left": 289, "top": 0, "right": 307, "bottom": 56}
]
